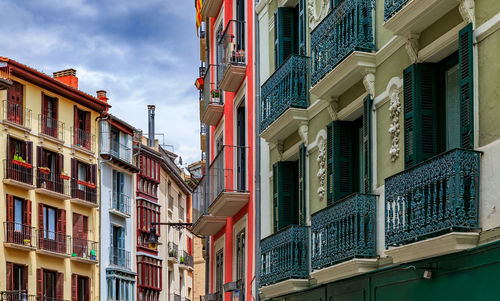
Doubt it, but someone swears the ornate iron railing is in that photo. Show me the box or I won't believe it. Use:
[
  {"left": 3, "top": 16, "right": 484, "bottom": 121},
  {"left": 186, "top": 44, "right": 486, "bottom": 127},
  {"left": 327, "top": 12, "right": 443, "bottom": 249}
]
[
  {"left": 385, "top": 149, "right": 481, "bottom": 247},
  {"left": 38, "top": 114, "right": 64, "bottom": 141},
  {"left": 260, "top": 54, "right": 309, "bottom": 132},
  {"left": 0, "top": 291, "right": 36, "bottom": 301},
  {"left": 110, "top": 247, "right": 131, "bottom": 269},
  {"left": 192, "top": 177, "right": 207, "bottom": 223},
  {"left": 310, "top": 0, "right": 375, "bottom": 86},
  {"left": 71, "top": 178, "right": 97, "bottom": 204},
  {"left": 4, "top": 159, "right": 33, "bottom": 185},
  {"left": 384, "top": 0, "right": 409, "bottom": 21},
  {"left": 311, "top": 194, "right": 376, "bottom": 271},
  {"left": 71, "top": 127, "right": 95, "bottom": 152},
  {"left": 260, "top": 225, "right": 309, "bottom": 287},
  {"left": 169, "top": 242, "right": 179, "bottom": 258},
  {"left": 181, "top": 250, "right": 194, "bottom": 267},
  {"left": 218, "top": 20, "right": 246, "bottom": 77},
  {"left": 36, "top": 168, "right": 70, "bottom": 196},
  {"left": 36, "top": 229, "right": 70, "bottom": 254},
  {"left": 71, "top": 237, "right": 98, "bottom": 261},
  {"left": 111, "top": 192, "right": 131, "bottom": 216},
  {"left": 4, "top": 222, "right": 35, "bottom": 247},
  {"left": 3, "top": 100, "right": 32, "bottom": 129}
]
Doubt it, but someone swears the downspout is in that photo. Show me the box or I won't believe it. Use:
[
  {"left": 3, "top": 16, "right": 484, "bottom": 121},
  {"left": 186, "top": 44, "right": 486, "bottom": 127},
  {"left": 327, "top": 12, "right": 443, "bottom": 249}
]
[{"left": 254, "top": 2, "right": 261, "bottom": 300}]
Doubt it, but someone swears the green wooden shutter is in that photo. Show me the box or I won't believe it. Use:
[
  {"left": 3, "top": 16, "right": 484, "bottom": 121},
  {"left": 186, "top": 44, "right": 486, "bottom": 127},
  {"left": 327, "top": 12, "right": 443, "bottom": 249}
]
[
  {"left": 327, "top": 123, "right": 334, "bottom": 205},
  {"left": 332, "top": 121, "right": 355, "bottom": 203},
  {"left": 298, "top": 143, "right": 306, "bottom": 225},
  {"left": 459, "top": 23, "right": 474, "bottom": 149},
  {"left": 403, "top": 63, "right": 438, "bottom": 168},
  {"left": 273, "top": 161, "right": 298, "bottom": 231},
  {"left": 362, "top": 95, "right": 372, "bottom": 193},
  {"left": 275, "top": 7, "right": 296, "bottom": 68},
  {"left": 298, "top": 0, "right": 306, "bottom": 55}
]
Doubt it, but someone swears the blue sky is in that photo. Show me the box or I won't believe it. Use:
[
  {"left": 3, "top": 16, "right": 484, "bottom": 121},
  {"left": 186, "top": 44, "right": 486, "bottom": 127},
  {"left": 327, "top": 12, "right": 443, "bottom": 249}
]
[{"left": 0, "top": 0, "right": 201, "bottom": 164}]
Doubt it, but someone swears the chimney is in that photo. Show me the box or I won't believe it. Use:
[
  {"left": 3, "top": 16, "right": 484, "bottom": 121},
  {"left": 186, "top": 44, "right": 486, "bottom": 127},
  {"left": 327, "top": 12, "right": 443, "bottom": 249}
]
[
  {"left": 147, "top": 105, "right": 155, "bottom": 147},
  {"left": 96, "top": 90, "right": 108, "bottom": 102},
  {"left": 53, "top": 68, "right": 78, "bottom": 89}
]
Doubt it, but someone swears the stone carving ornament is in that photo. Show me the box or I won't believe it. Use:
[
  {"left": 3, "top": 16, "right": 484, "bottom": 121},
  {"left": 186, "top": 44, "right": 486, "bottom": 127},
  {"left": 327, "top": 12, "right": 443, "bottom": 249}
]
[
  {"left": 388, "top": 89, "right": 401, "bottom": 162},
  {"left": 308, "top": 0, "right": 330, "bottom": 31},
  {"left": 317, "top": 137, "right": 326, "bottom": 201}
]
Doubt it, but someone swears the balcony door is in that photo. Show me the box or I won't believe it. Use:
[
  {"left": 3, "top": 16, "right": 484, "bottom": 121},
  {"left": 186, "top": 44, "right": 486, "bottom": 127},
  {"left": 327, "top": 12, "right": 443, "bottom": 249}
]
[
  {"left": 42, "top": 94, "right": 58, "bottom": 138},
  {"left": 7, "top": 81, "right": 23, "bottom": 124},
  {"left": 73, "top": 213, "right": 88, "bottom": 257},
  {"left": 236, "top": 0, "right": 245, "bottom": 52},
  {"left": 236, "top": 104, "right": 246, "bottom": 191},
  {"left": 74, "top": 107, "right": 90, "bottom": 148},
  {"left": 112, "top": 225, "right": 125, "bottom": 265},
  {"left": 236, "top": 229, "right": 246, "bottom": 301},
  {"left": 6, "top": 262, "right": 28, "bottom": 296}
]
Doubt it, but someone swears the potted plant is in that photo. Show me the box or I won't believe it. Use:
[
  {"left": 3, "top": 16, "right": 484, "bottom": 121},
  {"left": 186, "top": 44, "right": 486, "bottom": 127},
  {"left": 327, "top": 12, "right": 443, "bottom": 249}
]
[
  {"left": 211, "top": 89, "right": 220, "bottom": 99},
  {"left": 39, "top": 167, "right": 50, "bottom": 174},
  {"left": 180, "top": 256, "right": 184, "bottom": 264}
]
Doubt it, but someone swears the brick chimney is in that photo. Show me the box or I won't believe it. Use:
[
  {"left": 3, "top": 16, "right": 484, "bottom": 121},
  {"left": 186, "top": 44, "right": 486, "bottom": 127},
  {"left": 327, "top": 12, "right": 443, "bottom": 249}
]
[
  {"left": 96, "top": 90, "right": 108, "bottom": 102},
  {"left": 53, "top": 68, "right": 78, "bottom": 89}
]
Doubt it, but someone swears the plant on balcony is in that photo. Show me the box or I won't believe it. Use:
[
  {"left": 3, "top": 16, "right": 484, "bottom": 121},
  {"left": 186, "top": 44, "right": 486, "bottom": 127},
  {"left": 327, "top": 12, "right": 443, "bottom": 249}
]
[
  {"left": 180, "top": 255, "right": 184, "bottom": 264},
  {"left": 39, "top": 167, "right": 50, "bottom": 174},
  {"left": 60, "top": 171, "right": 70, "bottom": 180},
  {"left": 87, "top": 182, "right": 96, "bottom": 189},
  {"left": 211, "top": 89, "right": 220, "bottom": 99}
]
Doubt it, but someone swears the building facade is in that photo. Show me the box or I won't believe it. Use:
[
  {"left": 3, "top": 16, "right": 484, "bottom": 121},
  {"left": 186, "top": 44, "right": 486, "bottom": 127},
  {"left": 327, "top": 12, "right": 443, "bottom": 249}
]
[
  {"left": 193, "top": 0, "right": 257, "bottom": 300},
  {"left": 99, "top": 113, "right": 139, "bottom": 300},
  {"left": 256, "top": 0, "right": 500, "bottom": 300},
  {"left": 0, "top": 59, "right": 109, "bottom": 301}
]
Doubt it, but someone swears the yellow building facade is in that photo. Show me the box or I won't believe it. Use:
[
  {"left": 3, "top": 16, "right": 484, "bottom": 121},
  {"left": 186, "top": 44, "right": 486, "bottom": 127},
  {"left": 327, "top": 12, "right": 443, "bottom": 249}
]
[{"left": 0, "top": 58, "right": 109, "bottom": 301}]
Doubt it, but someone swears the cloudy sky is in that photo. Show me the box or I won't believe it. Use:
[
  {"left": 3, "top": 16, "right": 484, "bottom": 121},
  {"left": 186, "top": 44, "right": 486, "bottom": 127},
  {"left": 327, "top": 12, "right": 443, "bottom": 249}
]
[{"left": 0, "top": 0, "right": 201, "bottom": 164}]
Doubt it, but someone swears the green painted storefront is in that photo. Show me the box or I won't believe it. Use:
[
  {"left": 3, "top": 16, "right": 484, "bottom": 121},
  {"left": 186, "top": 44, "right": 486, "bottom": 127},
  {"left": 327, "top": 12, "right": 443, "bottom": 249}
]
[{"left": 269, "top": 240, "right": 500, "bottom": 301}]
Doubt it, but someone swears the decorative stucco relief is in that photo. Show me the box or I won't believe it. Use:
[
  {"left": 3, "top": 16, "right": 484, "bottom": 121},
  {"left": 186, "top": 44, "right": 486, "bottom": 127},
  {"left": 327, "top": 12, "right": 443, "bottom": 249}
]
[
  {"left": 316, "top": 136, "right": 326, "bottom": 201},
  {"left": 388, "top": 88, "right": 401, "bottom": 162},
  {"left": 308, "top": 0, "right": 330, "bottom": 31}
]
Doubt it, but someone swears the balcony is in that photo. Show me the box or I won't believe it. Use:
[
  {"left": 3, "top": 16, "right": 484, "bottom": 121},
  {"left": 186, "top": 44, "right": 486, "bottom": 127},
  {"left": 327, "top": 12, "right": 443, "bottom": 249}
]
[
  {"left": 38, "top": 114, "right": 64, "bottom": 143},
  {"left": 201, "top": 0, "right": 223, "bottom": 18},
  {"left": 110, "top": 192, "right": 132, "bottom": 218},
  {"left": 218, "top": 20, "right": 246, "bottom": 92},
  {"left": 384, "top": 0, "right": 459, "bottom": 35},
  {"left": 260, "top": 225, "right": 309, "bottom": 298},
  {"left": 71, "top": 237, "right": 98, "bottom": 264},
  {"left": 201, "top": 65, "right": 224, "bottom": 126},
  {"left": 0, "top": 291, "right": 36, "bottom": 301},
  {"left": 385, "top": 149, "right": 481, "bottom": 263},
  {"left": 36, "top": 168, "right": 70, "bottom": 200},
  {"left": 2, "top": 100, "right": 32, "bottom": 131},
  {"left": 207, "top": 145, "right": 250, "bottom": 217},
  {"left": 260, "top": 55, "right": 309, "bottom": 142},
  {"left": 168, "top": 242, "right": 179, "bottom": 263},
  {"left": 71, "top": 127, "right": 95, "bottom": 154},
  {"left": 36, "top": 229, "right": 70, "bottom": 258},
  {"left": 191, "top": 177, "right": 226, "bottom": 236},
  {"left": 310, "top": 0, "right": 376, "bottom": 99},
  {"left": 180, "top": 250, "right": 194, "bottom": 270},
  {"left": 70, "top": 179, "right": 98, "bottom": 207},
  {"left": 110, "top": 247, "right": 131, "bottom": 269},
  {"left": 310, "top": 194, "right": 379, "bottom": 284},
  {"left": 3, "top": 222, "right": 36, "bottom": 251},
  {"left": 0, "top": 61, "right": 13, "bottom": 90},
  {"left": 3, "top": 159, "right": 34, "bottom": 189}
]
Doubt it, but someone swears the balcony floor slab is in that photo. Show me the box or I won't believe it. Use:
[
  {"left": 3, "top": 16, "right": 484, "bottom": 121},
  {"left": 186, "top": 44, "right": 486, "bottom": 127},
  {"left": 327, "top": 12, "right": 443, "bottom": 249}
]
[
  {"left": 201, "top": 0, "right": 223, "bottom": 17},
  {"left": 385, "top": 232, "right": 480, "bottom": 264},
  {"left": 311, "top": 257, "right": 392, "bottom": 285},
  {"left": 70, "top": 198, "right": 99, "bottom": 208},
  {"left": 3, "top": 242, "right": 36, "bottom": 251},
  {"left": 109, "top": 208, "right": 131, "bottom": 219},
  {"left": 201, "top": 103, "right": 224, "bottom": 126},
  {"left": 219, "top": 64, "right": 246, "bottom": 92},
  {"left": 260, "top": 279, "right": 310, "bottom": 300},
  {"left": 260, "top": 108, "right": 308, "bottom": 143},
  {"left": 191, "top": 215, "right": 226, "bottom": 236},
  {"left": 3, "top": 179, "right": 35, "bottom": 190},
  {"left": 208, "top": 191, "right": 250, "bottom": 217},
  {"left": 70, "top": 257, "right": 98, "bottom": 264},
  {"left": 36, "top": 249, "right": 71, "bottom": 259},
  {"left": 35, "top": 188, "right": 69, "bottom": 200}
]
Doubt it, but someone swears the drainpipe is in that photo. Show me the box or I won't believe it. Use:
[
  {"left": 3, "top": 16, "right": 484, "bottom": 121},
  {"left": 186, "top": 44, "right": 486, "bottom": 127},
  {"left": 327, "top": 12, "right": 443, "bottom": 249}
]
[{"left": 254, "top": 2, "right": 261, "bottom": 300}]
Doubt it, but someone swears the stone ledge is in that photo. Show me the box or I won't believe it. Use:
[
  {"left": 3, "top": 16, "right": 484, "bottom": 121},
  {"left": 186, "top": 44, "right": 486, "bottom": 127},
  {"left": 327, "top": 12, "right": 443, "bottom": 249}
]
[
  {"left": 260, "top": 279, "right": 310, "bottom": 300},
  {"left": 310, "top": 257, "right": 392, "bottom": 285}
]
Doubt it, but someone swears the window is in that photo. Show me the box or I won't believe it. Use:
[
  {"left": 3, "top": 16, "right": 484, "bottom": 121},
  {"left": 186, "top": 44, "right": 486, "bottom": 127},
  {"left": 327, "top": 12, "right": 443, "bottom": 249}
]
[
  {"left": 111, "top": 225, "right": 125, "bottom": 266},
  {"left": 14, "top": 198, "right": 23, "bottom": 229},
  {"left": 78, "top": 162, "right": 88, "bottom": 190},
  {"left": 73, "top": 213, "right": 88, "bottom": 257},
  {"left": 137, "top": 255, "right": 162, "bottom": 290},
  {"left": 74, "top": 106, "right": 91, "bottom": 149},
  {"left": 39, "top": 204, "right": 66, "bottom": 253},
  {"left": 113, "top": 170, "right": 125, "bottom": 205},
  {"left": 107, "top": 273, "right": 134, "bottom": 301},
  {"left": 37, "top": 147, "right": 63, "bottom": 192},
  {"left": 236, "top": 230, "right": 246, "bottom": 301},
  {"left": 274, "top": 0, "right": 306, "bottom": 68},
  {"left": 6, "top": 263, "right": 27, "bottom": 293},
  {"left": 236, "top": 0, "right": 245, "bottom": 51},
  {"left": 137, "top": 200, "right": 160, "bottom": 249},
  {"left": 71, "top": 159, "right": 97, "bottom": 203},
  {"left": 72, "top": 274, "right": 90, "bottom": 301},
  {"left": 41, "top": 94, "right": 58, "bottom": 138},
  {"left": 6, "top": 81, "right": 23, "bottom": 125},
  {"left": 6, "top": 195, "right": 31, "bottom": 244},
  {"left": 37, "top": 269, "right": 63, "bottom": 300},
  {"left": 111, "top": 128, "right": 120, "bottom": 155},
  {"left": 44, "top": 206, "right": 56, "bottom": 240},
  {"left": 237, "top": 105, "right": 246, "bottom": 191},
  {"left": 215, "top": 250, "right": 224, "bottom": 297}
]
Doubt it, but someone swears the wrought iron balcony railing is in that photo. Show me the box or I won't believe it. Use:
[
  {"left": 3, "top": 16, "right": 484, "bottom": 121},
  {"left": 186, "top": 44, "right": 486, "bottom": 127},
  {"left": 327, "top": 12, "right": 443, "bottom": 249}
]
[
  {"left": 260, "top": 225, "right": 309, "bottom": 287},
  {"left": 36, "top": 229, "right": 70, "bottom": 255},
  {"left": 384, "top": 0, "right": 409, "bottom": 21},
  {"left": 311, "top": 194, "right": 376, "bottom": 271},
  {"left": 110, "top": 247, "right": 131, "bottom": 269},
  {"left": 192, "top": 176, "right": 207, "bottom": 223},
  {"left": 0, "top": 291, "right": 36, "bottom": 301},
  {"left": 38, "top": 114, "right": 64, "bottom": 141},
  {"left": 385, "top": 149, "right": 481, "bottom": 247},
  {"left": 71, "top": 237, "right": 98, "bottom": 261},
  {"left": 71, "top": 179, "right": 97, "bottom": 204},
  {"left": 36, "top": 168, "right": 70, "bottom": 196},
  {"left": 218, "top": 20, "right": 247, "bottom": 91},
  {"left": 4, "top": 159, "right": 33, "bottom": 186},
  {"left": 168, "top": 242, "right": 179, "bottom": 258},
  {"left": 2, "top": 100, "right": 32, "bottom": 129},
  {"left": 4, "top": 222, "right": 35, "bottom": 247},
  {"left": 71, "top": 127, "right": 95, "bottom": 152},
  {"left": 201, "top": 64, "right": 224, "bottom": 115},
  {"left": 310, "top": 0, "right": 376, "bottom": 86},
  {"left": 207, "top": 145, "right": 248, "bottom": 204},
  {"left": 260, "top": 54, "right": 309, "bottom": 132},
  {"left": 112, "top": 191, "right": 132, "bottom": 216},
  {"left": 180, "top": 250, "right": 194, "bottom": 267}
]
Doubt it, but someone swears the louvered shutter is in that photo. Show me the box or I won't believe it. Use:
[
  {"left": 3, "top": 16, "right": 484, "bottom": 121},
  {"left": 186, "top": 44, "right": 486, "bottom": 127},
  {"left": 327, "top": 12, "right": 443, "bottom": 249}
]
[
  {"left": 57, "top": 153, "right": 64, "bottom": 173},
  {"left": 71, "top": 158, "right": 77, "bottom": 194},
  {"left": 37, "top": 268, "right": 43, "bottom": 297},
  {"left": 459, "top": 23, "right": 474, "bottom": 149},
  {"left": 22, "top": 265, "right": 28, "bottom": 290},
  {"left": 72, "top": 274, "right": 78, "bottom": 301},
  {"left": 57, "top": 209, "right": 66, "bottom": 253},
  {"left": 56, "top": 272, "right": 64, "bottom": 300},
  {"left": 119, "top": 226, "right": 125, "bottom": 249},
  {"left": 362, "top": 95, "right": 372, "bottom": 193},
  {"left": 86, "top": 277, "right": 91, "bottom": 301},
  {"left": 298, "top": 143, "right": 306, "bottom": 225},
  {"left": 326, "top": 123, "right": 334, "bottom": 205},
  {"left": 273, "top": 161, "right": 298, "bottom": 231},
  {"left": 24, "top": 199, "right": 32, "bottom": 227},
  {"left": 6, "top": 262, "right": 13, "bottom": 290},
  {"left": 332, "top": 121, "right": 355, "bottom": 203},
  {"left": 7, "top": 194, "right": 14, "bottom": 222},
  {"left": 403, "top": 64, "right": 438, "bottom": 168},
  {"left": 37, "top": 146, "right": 42, "bottom": 168},
  {"left": 27, "top": 141, "right": 33, "bottom": 164},
  {"left": 275, "top": 7, "right": 296, "bottom": 68},
  {"left": 298, "top": 0, "right": 306, "bottom": 55},
  {"left": 83, "top": 216, "right": 88, "bottom": 240},
  {"left": 74, "top": 106, "right": 78, "bottom": 144}
]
